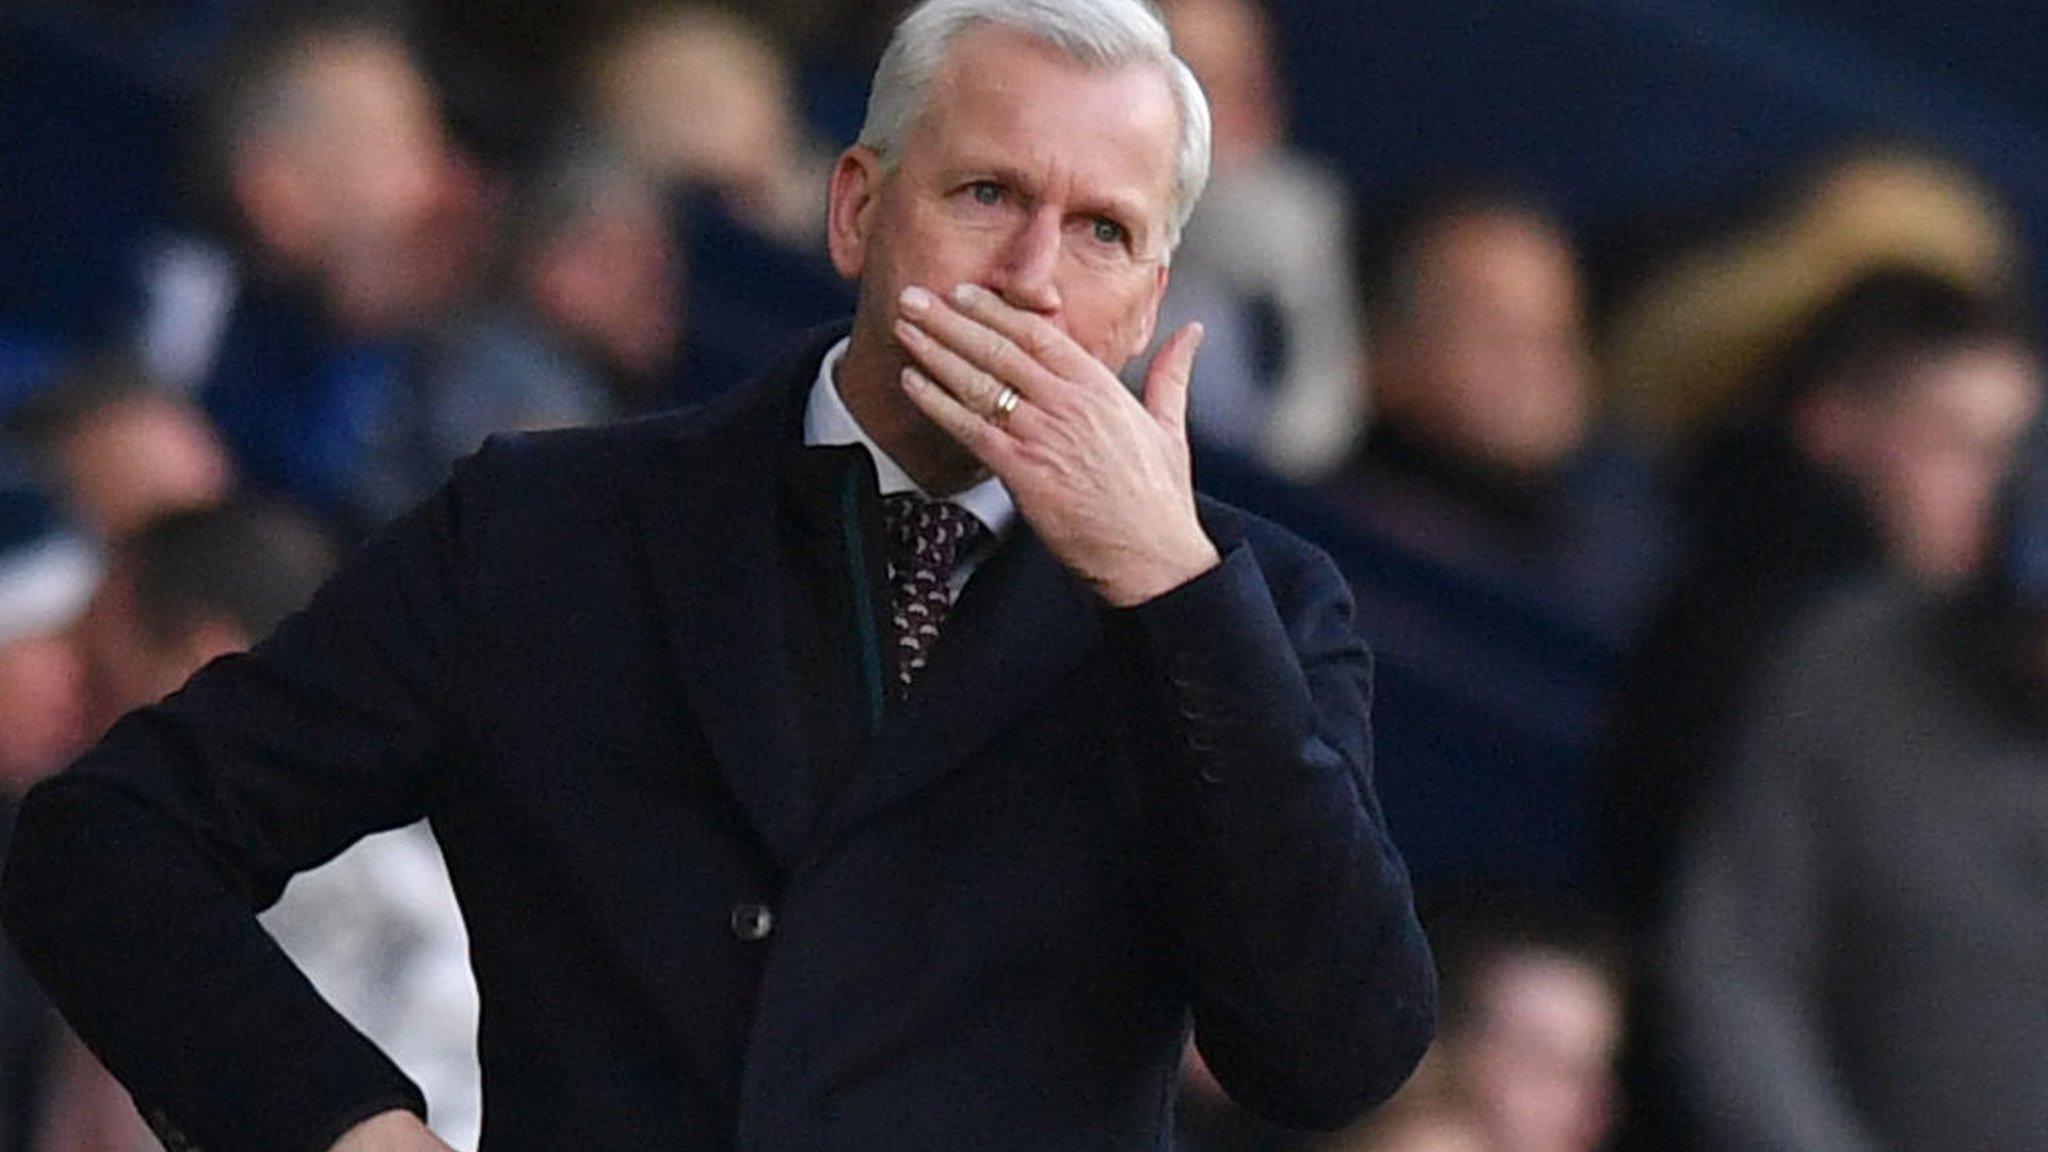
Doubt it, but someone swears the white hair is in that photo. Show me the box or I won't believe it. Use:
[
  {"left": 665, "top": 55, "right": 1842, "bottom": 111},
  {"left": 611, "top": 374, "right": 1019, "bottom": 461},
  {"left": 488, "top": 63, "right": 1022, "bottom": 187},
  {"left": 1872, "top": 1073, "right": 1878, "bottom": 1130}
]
[{"left": 856, "top": 0, "right": 1213, "bottom": 250}]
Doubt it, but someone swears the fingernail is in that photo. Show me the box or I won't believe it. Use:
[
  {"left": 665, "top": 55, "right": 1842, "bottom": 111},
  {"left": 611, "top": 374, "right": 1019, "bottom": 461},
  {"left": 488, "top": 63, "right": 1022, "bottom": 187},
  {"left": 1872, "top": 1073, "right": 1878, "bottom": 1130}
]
[
  {"left": 953, "top": 283, "right": 987, "bottom": 306},
  {"left": 893, "top": 317, "right": 924, "bottom": 346},
  {"left": 901, "top": 365, "right": 930, "bottom": 390},
  {"left": 899, "top": 286, "right": 932, "bottom": 315}
]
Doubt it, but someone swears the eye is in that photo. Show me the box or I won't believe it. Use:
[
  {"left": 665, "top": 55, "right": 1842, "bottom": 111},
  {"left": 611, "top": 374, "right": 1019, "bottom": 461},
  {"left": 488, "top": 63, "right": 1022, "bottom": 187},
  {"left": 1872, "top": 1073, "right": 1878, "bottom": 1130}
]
[
  {"left": 965, "top": 181, "right": 1005, "bottom": 206},
  {"left": 1088, "top": 217, "right": 1129, "bottom": 247}
]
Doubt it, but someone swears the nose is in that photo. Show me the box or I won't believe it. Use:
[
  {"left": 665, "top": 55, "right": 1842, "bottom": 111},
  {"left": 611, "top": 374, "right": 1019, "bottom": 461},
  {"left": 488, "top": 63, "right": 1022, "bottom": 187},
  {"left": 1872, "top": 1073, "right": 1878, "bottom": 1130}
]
[{"left": 988, "top": 207, "right": 1062, "bottom": 315}]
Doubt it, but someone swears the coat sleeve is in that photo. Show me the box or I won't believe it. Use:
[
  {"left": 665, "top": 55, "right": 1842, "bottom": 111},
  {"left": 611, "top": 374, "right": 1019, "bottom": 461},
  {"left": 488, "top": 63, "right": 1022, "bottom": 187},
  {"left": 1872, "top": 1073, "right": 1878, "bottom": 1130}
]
[
  {"left": 0, "top": 453, "right": 491, "bottom": 1152},
  {"left": 1110, "top": 515, "right": 1435, "bottom": 1130}
]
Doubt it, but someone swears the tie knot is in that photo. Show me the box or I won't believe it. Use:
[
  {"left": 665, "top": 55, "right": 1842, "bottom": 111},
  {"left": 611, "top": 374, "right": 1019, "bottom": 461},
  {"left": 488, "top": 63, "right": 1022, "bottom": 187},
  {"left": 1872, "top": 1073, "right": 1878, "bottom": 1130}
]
[{"left": 883, "top": 493, "right": 987, "bottom": 571}]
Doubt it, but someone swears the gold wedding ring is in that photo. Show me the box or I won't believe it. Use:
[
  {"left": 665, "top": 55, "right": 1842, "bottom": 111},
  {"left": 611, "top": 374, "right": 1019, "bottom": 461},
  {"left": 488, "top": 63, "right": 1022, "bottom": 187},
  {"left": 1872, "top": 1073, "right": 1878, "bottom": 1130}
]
[{"left": 990, "top": 386, "right": 1021, "bottom": 428}]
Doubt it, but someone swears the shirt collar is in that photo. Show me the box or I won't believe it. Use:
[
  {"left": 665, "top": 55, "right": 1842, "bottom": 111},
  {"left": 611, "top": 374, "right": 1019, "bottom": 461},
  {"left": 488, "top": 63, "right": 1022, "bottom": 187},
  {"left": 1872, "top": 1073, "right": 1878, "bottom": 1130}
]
[{"left": 802, "top": 337, "right": 1017, "bottom": 538}]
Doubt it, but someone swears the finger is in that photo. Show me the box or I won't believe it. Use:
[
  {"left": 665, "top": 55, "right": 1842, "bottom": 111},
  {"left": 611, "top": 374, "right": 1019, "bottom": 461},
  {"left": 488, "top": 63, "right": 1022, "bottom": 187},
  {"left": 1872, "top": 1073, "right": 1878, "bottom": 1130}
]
[
  {"left": 894, "top": 317, "right": 1042, "bottom": 433},
  {"left": 947, "top": 283, "right": 1104, "bottom": 390},
  {"left": 1142, "top": 322, "right": 1205, "bottom": 432},
  {"left": 900, "top": 366, "right": 1023, "bottom": 476},
  {"left": 898, "top": 286, "right": 1068, "bottom": 403}
]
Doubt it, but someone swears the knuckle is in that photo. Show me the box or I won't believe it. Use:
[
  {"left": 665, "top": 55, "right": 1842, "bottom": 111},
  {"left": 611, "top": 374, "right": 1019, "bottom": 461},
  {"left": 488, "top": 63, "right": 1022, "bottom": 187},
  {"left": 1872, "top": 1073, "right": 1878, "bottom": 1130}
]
[
  {"left": 971, "top": 367, "right": 1003, "bottom": 404},
  {"left": 1016, "top": 439, "right": 1058, "bottom": 467},
  {"left": 1021, "top": 319, "right": 1058, "bottom": 358}
]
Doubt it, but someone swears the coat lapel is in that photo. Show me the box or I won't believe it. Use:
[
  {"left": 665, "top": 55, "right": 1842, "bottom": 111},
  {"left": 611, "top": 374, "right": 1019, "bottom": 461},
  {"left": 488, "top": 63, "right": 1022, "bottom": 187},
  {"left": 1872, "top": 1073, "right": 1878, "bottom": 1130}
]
[
  {"left": 827, "top": 526, "right": 1104, "bottom": 839},
  {"left": 634, "top": 365, "right": 820, "bottom": 870}
]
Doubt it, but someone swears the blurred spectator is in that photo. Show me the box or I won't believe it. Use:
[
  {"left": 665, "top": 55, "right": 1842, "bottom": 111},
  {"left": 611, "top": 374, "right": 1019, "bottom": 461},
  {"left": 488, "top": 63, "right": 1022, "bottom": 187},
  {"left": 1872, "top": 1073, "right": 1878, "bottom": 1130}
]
[
  {"left": 402, "top": 131, "right": 682, "bottom": 497},
  {"left": 1662, "top": 447, "right": 2048, "bottom": 1151},
  {"left": 1596, "top": 267, "right": 2042, "bottom": 1152},
  {"left": 1605, "top": 143, "right": 2023, "bottom": 450},
  {"left": 580, "top": 4, "right": 853, "bottom": 404},
  {"left": 74, "top": 501, "right": 335, "bottom": 736},
  {"left": 1600, "top": 268, "right": 2043, "bottom": 925},
  {"left": 1333, "top": 887, "right": 1622, "bottom": 1152},
  {"left": 1315, "top": 185, "right": 1673, "bottom": 887},
  {"left": 584, "top": 5, "right": 831, "bottom": 249},
  {"left": 180, "top": 11, "right": 487, "bottom": 530},
  {"left": 0, "top": 452, "right": 99, "bottom": 1149},
  {"left": 195, "top": 12, "right": 481, "bottom": 338},
  {"left": 70, "top": 501, "right": 483, "bottom": 1149},
  {"left": 3, "top": 357, "right": 232, "bottom": 541},
  {"left": 1340, "top": 185, "right": 1669, "bottom": 637},
  {"left": 1154, "top": 0, "right": 1365, "bottom": 479}
]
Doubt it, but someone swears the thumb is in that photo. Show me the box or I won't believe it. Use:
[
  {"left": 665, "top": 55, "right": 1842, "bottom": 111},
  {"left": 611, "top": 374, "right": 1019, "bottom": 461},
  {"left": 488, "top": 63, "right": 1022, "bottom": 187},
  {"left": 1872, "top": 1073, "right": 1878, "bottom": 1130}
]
[{"left": 1143, "top": 322, "right": 1206, "bottom": 433}]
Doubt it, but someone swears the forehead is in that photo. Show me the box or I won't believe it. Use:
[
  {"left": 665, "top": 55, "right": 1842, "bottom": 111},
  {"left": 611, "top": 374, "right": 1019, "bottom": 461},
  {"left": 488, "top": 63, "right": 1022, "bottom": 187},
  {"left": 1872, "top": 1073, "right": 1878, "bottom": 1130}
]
[
  {"left": 1887, "top": 343, "right": 2044, "bottom": 420},
  {"left": 1420, "top": 213, "right": 1577, "bottom": 289},
  {"left": 907, "top": 28, "right": 1179, "bottom": 213}
]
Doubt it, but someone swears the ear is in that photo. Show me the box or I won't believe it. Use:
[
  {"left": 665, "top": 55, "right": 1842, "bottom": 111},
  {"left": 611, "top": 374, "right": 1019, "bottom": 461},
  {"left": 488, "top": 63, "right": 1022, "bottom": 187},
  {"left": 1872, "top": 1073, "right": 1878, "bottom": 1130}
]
[{"left": 826, "top": 146, "right": 886, "bottom": 281}]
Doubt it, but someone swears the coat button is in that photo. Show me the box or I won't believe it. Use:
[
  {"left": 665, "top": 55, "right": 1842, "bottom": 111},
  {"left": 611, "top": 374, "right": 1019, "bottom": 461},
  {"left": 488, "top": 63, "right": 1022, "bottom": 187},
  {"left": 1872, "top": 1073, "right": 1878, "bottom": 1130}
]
[{"left": 730, "top": 902, "right": 775, "bottom": 942}]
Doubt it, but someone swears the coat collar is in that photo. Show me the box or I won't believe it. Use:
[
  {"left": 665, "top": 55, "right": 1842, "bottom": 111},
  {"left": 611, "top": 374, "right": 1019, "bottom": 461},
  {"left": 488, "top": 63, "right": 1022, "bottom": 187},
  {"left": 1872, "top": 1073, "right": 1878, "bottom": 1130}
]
[
  {"left": 633, "top": 331, "right": 835, "bottom": 869},
  {"left": 634, "top": 326, "right": 1108, "bottom": 865}
]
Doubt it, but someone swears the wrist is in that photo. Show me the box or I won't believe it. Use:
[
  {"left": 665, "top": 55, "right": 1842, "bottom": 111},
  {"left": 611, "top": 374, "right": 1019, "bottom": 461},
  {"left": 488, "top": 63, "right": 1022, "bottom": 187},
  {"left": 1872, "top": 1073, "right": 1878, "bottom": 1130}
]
[{"left": 1099, "top": 536, "right": 1222, "bottom": 608}]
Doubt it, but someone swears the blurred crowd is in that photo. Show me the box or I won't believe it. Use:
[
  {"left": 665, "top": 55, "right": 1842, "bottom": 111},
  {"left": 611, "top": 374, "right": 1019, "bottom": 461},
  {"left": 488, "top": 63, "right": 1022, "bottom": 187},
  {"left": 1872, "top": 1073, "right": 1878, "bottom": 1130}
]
[{"left": 2, "top": 2, "right": 2044, "bottom": 1152}]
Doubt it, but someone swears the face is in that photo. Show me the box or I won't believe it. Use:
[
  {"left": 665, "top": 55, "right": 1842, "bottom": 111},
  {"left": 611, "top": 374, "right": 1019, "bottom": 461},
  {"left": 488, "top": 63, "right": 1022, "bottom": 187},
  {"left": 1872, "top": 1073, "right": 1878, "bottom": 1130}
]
[
  {"left": 1456, "top": 954, "right": 1622, "bottom": 1152},
  {"left": 75, "top": 563, "right": 241, "bottom": 739},
  {"left": 291, "top": 36, "right": 451, "bottom": 253},
  {"left": 60, "top": 395, "right": 233, "bottom": 540},
  {"left": 533, "top": 180, "right": 683, "bottom": 382},
  {"left": 241, "top": 35, "right": 476, "bottom": 332},
  {"left": 1379, "top": 211, "right": 1593, "bottom": 477},
  {"left": 829, "top": 28, "right": 1179, "bottom": 390},
  {"left": 0, "top": 632, "right": 88, "bottom": 795},
  {"left": 1844, "top": 345, "right": 2043, "bottom": 586}
]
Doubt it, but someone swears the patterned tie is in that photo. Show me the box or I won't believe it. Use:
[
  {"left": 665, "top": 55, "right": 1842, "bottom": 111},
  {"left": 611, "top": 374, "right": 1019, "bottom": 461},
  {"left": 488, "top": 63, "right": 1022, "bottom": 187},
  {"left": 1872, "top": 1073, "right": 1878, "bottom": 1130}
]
[{"left": 882, "top": 493, "right": 989, "bottom": 695}]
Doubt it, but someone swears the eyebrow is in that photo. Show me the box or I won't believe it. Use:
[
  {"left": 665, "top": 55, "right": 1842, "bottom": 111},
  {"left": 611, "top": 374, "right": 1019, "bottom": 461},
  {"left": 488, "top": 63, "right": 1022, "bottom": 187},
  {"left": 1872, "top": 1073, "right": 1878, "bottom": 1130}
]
[{"left": 946, "top": 162, "right": 1157, "bottom": 246}]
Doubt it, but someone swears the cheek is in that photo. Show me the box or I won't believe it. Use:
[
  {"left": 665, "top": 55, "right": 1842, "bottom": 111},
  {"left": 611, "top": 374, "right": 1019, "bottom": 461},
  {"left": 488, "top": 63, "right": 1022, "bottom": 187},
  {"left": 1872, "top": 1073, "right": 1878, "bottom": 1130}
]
[{"left": 1071, "top": 276, "right": 1163, "bottom": 368}]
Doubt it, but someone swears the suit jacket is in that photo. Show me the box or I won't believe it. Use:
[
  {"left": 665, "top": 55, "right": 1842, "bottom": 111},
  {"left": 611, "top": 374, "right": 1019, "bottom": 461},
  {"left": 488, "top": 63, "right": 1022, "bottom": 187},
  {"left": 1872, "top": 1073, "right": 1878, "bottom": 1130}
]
[{"left": 0, "top": 330, "right": 1434, "bottom": 1152}]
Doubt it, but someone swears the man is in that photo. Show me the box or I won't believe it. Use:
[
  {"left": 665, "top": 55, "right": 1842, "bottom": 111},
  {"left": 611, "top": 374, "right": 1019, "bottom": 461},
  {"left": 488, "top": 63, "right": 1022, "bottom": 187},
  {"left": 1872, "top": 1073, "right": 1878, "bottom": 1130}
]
[
  {"left": 1600, "top": 268, "right": 2044, "bottom": 925},
  {"left": 181, "top": 11, "right": 485, "bottom": 529},
  {"left": 2, "top": 3, "right": 1435, "bottom": 1150},
  {"left": 1316, "top": 184, "right": 1672, "bottom": 889},
  {"left": 406, "top": 131, "right": 684, "bottom": 503},
  {"left": 1340, "top": 185, "right": 1668, "bottom": 636}
]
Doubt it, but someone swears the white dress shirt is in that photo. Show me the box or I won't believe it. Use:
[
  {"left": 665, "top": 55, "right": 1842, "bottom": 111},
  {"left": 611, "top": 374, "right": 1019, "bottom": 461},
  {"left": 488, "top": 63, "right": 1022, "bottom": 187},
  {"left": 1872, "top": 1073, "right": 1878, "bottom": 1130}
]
[{"left": 803, "top": 338, "right": 1017, "bottom": 598}]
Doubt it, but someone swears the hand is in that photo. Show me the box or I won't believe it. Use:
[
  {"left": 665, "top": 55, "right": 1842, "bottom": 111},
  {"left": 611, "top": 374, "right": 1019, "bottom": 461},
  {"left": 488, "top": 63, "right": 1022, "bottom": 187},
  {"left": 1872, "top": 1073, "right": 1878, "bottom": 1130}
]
[
  {"left": 894, "top": 283, "right": 1220, "bottom": 606},
  {"left": 329, "top": 1109, "right": 454, "bottom": 1152}
]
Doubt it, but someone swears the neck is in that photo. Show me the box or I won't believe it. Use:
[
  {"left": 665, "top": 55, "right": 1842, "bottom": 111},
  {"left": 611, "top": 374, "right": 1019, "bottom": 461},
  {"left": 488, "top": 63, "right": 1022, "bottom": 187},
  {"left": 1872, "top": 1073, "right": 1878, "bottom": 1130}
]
[{"left": 835, "top": 323, "right": 988, "bottom": 495}]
